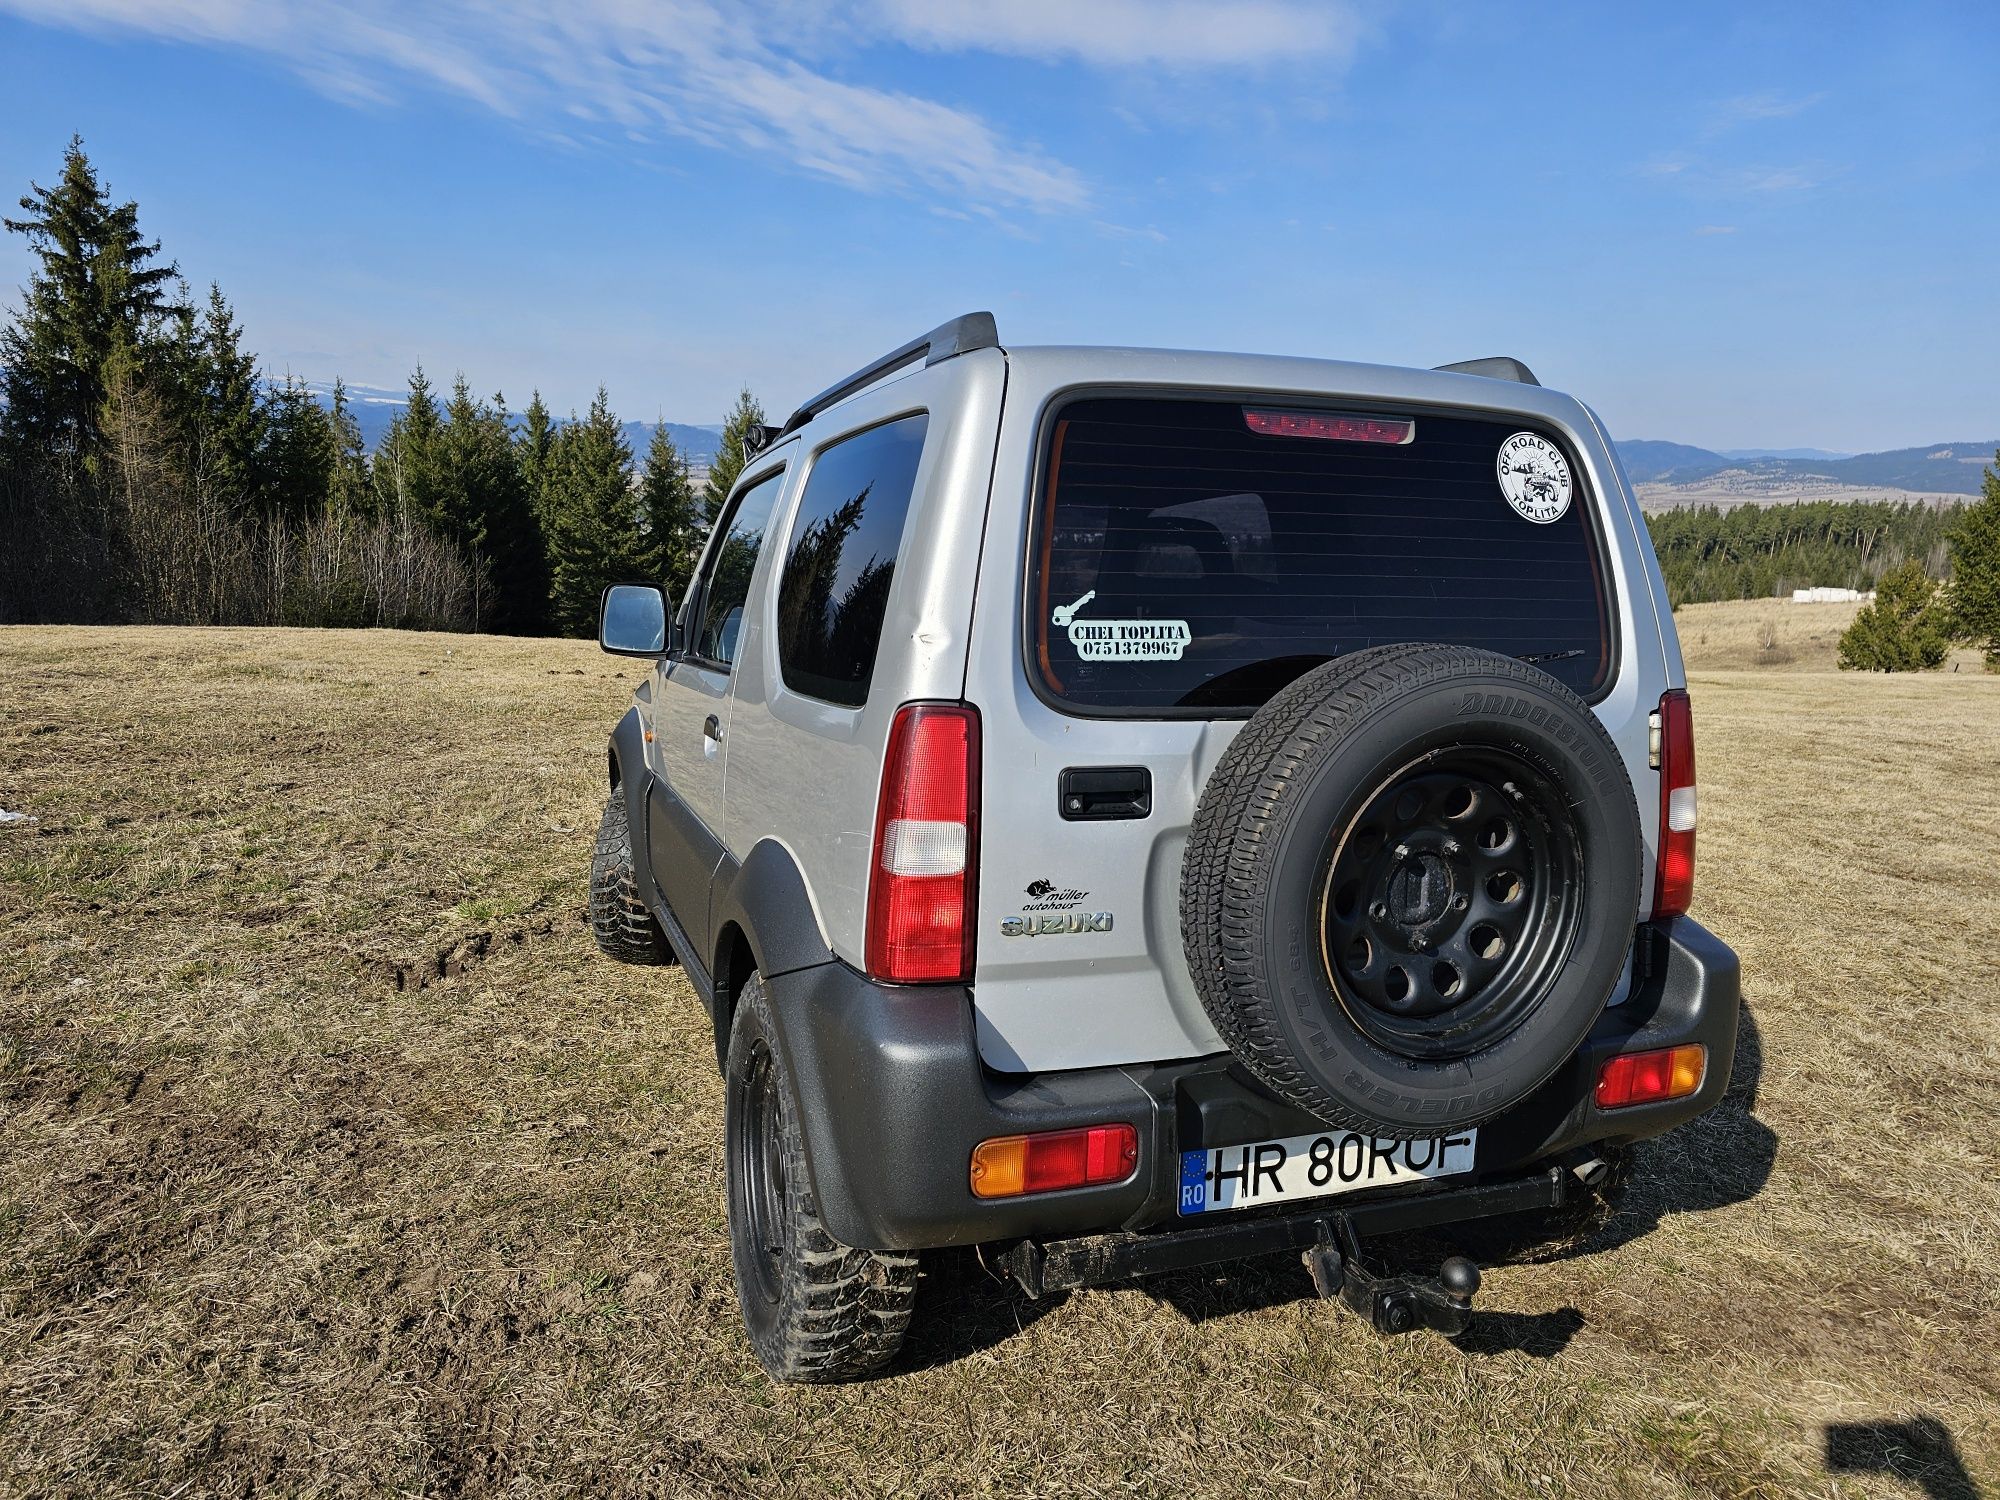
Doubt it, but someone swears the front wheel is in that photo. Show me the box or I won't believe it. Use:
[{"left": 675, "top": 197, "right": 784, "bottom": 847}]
[
  {"left": 588, "top": 791, "right": 673, "bottom": 965},
  {"left": 725, "top": 974, "right": 918, "bottom": 1382}
]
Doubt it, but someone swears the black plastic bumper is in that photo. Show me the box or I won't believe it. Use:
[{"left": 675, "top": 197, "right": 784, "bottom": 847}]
[{"left": 767, "top": 917, "right": 1740, "bottom": 1253}]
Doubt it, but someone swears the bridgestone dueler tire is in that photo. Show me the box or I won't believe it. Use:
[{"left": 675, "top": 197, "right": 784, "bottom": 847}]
[
  {"left": 588, "top": 792, "right": 673, "bottom": 966},
  {"left": 1180, "top": 643, "right": 1642, "bottom": 1138},
  {"left": 725, "top": 974, "right": 919, "bottom": 1383}
]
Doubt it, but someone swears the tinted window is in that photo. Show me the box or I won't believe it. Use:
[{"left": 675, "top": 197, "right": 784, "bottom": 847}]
[
  {"left": 694, "top": 471, "right": 782, "bottom": 667},
  {"left": 1034, "top": 397, "right": 1610, "bottom": 712},
  {"left": 776, "top": 414, "right": 929, "bottom": 707}
]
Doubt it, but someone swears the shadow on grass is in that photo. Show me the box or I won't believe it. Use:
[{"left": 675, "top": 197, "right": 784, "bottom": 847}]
[
  {"left": 1449, "top": 1306, "right": 1585, "bottom": 1358},
  {"left": 895, "top": 1246, "right": 1072, "bottom": 1373},
  {"left": 1457, "top": 1001, "right": 1778, "bottom": 1268},
  {"left": 1826, "top": 1416, "right": 1985, "bottom": 1500}
]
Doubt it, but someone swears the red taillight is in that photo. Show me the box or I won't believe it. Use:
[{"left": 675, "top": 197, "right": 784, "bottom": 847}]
[
  {"left": 866, "top": 703, "right": 979, "bottom": 984},
  {"left": 1596, "top": 1044, "right": 1706, "bottom": 1109},
  {"left": 969, "top": 1124, "right": 1139, "bottom": 1198},
  {"left": 1652, "top": 688, "right": 1696, "bottom": 919},
  {"left": 1243, "top": 408, "right": 1414, "bottom": 445}
]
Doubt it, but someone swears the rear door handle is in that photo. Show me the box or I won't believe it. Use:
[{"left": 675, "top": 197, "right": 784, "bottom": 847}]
[
  {"left": 702, "top": 714, "right": 722, "bottom": 742},
  {"left": 1060, "top": 766, "right": 1151, "bottom": 820}
]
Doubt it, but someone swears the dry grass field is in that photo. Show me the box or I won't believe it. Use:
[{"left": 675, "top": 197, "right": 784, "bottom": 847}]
[{"left": 2, "top": 622, "right": 1997, "bottom": 1499}]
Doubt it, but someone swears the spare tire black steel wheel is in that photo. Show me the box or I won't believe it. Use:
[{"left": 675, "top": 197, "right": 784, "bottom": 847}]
[{"left": 1181, "top": 644, "right": 1642, "bottom": 1138}]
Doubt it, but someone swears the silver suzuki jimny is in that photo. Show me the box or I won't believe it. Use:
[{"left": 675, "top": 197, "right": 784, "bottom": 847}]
[{"left": 591, "top": 314, "right": 1737, "bottom": 1382}]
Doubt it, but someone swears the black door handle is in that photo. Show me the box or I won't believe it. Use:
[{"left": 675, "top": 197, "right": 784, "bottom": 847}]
[
  {"left": 1060, "top": 766, "right": 1151, "bottom": 820},
  {"left": 702, "top": 714, "right": 722, "bottom": 741}
]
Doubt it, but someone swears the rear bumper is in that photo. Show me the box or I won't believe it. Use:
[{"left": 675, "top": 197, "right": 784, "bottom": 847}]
[{"left": 768, "top": 917, "right": 1739, "bottom": 1252}]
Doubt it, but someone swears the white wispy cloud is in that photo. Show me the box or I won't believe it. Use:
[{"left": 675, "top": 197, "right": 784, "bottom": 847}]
[
  {"left": 0, "top": 0, "right": 1092, "bottom": 212},
  {"left": 1732, "top": 165, "right": 1823, "bottom": 194},
  {"left": 1706, "top": 90, "right": 1827, "bottom": 132},
  {"left": 873, "top": 0, "right": 1362, "bottom": 68}
]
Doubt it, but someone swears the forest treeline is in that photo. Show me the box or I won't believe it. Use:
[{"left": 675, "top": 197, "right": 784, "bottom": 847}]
[
  {"left": 1643, "top": 498, "right": 1967, "bottom": 607},
  {"left": 4, "top": 141, "right": 1994, "bottom": 636},
  {"left": 0, "top": 140, "right": 766, "bottom": 634}
]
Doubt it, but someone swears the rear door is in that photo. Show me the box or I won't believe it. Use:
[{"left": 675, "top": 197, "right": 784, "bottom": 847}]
[
  {"left": 648, "top": 466, "right": 786, "bottom": 957},
  {"left": 965, "top": 387, "right": 1624, "bottom": 1074}
]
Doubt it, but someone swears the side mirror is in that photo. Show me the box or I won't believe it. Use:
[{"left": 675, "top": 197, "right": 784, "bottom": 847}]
[{"left": 599, "top": 583, "right": 670, "bottom": 656}]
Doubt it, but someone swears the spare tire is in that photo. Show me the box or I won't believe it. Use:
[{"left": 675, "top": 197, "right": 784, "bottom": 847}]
[{"left": 1180, "top": 644, "right": 1641, "bottom": 1138}]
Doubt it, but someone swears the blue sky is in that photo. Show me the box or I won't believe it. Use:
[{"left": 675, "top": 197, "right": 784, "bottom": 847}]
[{"left": 1, "top": 0, "right": 1994, "bottom": 451}]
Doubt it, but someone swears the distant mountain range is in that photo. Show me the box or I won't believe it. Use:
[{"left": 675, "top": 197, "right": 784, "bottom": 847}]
[
  {"left": 292, "top": 381, "right": 1991, "bottom": 501},
  {"left": 1616, "top": 438, "right": 1996, "bottom": 496},
  {"left": 297, "top": 382, "right": 724, "bottom": 467}
]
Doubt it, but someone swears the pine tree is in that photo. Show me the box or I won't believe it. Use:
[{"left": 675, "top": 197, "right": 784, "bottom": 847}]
[
  {"left": 325, "top": 379, "right": 371, "bottom": 517},
  {"left": 178, "top": 283, "right": 265, "bottom": 516},
  {"left": 434, "top": 377, "right": 546, "bottom": 633},
  {"left": 544, "top": 387, "right": 642, "bottom": 636},
  {"left": 1947, "top": 451, "right": 2000, "bottom": 670},
  {"left": 0, "top": 137, "right": 179, "bottom": 488},
  {"left": 258, "top": 376, "right": 334, "bottom": 526},
  {"left": 638, "top": 420, "right": 703, "bottom": 601},
  {"left": 702, "top": 386, "right": 767, "bottom": 521},
  {"left": 517, "top": 391, "right": 556, "bottom": 521},
  {"left": 1838, "top": 560, "right": 1949, "bottom": 672},
  {"left": 372, "top": 366, "right": 442, "bottom": 520}
]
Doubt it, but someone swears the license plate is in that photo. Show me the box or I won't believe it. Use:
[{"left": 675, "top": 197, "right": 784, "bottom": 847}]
[{"left": 1177, "top": 1127, "right": 1477, "bottom": 1215}]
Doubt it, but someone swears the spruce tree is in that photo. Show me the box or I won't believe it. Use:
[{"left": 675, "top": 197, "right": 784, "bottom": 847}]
[
  {"left": 702, "top": 386, "right": 767, "bottom": 521},
  {"left": 544, "top": 387, "right": 642, "bottom": 636},
  {"left": 435, "top": 377, "right": 546, "bottom": 634},
  {"left": 325, "top": 379, "right": 372, "bottom": 517},
  {"left": 258, "top": 376, "right": 334, "bottom": 526},
  {"left": 180, "top": 283, "right": 265, "bottom": 515},
  {"left": 1947, "top": 451, "right": 2000, "bottom": 669},
  {"left": 1838, "top": 560, "right": 1949, "bottom": 672},
  {"left": 1, "top": 138, "right": 179, "bottom": 478},
  {"left": 372, "top": 366, "right": 442, "bottom": 520},
  {"left": 517, "top": 391, "right": 556, "bottom": 521},
  {"left": 638, "top": 420, "right": 703, "bottom": 601}
]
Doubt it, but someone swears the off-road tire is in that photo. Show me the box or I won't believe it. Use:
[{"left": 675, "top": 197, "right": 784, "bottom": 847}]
[
  {"left": 725, "top": 974, "right": 919, "bottom": 1383},
  {"left": 588, "top": 791, "right": 673, "bottom": 965},
  {"left": 1181, "top": 643, "right": 1642, "bottom": 1137}
]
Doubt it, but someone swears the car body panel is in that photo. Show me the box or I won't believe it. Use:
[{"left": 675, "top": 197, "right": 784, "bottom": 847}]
[
  {"left": 959, "top": 347, "right": 1672, "bottom": 1073},
  {"left": 719, "top": 347, "right": 1008, "bottom": 966},
  {"left": 631, "top": 340, "right": 1683, "bottom": 1078}
]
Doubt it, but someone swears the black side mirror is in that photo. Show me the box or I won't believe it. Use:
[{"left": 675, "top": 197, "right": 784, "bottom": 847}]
[{"left": 598, "top": 583, "right": 670, "bottom": 656}]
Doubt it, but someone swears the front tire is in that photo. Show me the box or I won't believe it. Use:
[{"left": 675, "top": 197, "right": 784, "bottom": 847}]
[
  {"left": 588, "top": 790, "right": 673, "bottom": 965},
  {"left": 725, "top": 974, "right": 918, "bottom": 1383}
]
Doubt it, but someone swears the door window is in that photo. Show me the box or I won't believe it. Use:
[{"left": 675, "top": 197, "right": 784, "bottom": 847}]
[
  {"left": 775, "top": 414, "right": 929, "bottom": 707},
  {"left": 689, "top": 470, "right": 783, "bottom": 669}
]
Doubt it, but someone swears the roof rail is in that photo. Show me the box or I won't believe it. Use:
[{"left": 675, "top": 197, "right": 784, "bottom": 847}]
[
  {"left": 1433, "top": 356, "right": 1540, "bottom": 386},
  {"left": 776, "top": 312, "right": 999, "bottom": 439}
]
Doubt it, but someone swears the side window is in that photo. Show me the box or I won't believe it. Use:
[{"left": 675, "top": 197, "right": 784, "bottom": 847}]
[
  {"left": 691, "top": 470, "right": 783, "bottom": 668},
  {"left": 774, "top": 414, "right": 929, "bottom": 707}
]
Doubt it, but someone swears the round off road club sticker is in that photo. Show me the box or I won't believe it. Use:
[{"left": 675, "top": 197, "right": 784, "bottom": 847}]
[{"left": 1496, "top": 431, "right": 1573, "bottom": 524}]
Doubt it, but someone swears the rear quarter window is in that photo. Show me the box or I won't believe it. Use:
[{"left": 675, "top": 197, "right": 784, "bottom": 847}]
[
  {"left": 1031, "top": 395, "right": 1612, "bottom": 714},
  {"left": 776, "top": 413, "right": 929, "bottom": 707}
]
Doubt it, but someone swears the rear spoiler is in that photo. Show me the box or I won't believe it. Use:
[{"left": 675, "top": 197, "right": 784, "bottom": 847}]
[{"left": 1433, "top": 356, "right": 1539, "bottom": 386}]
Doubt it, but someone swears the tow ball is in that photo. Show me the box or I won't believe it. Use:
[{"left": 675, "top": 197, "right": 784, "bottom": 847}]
[{"left": 1302, "top": 1218, "right": 1482, "bottom": 1337}]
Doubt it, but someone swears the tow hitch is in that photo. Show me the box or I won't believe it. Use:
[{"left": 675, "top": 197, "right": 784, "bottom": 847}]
[
  {"left": 1302, "top": 1217, "right": 1481, "bottom": 1337},
  {"left": 998, "top": 1165, "right": 1558, "bottom": 1320}
]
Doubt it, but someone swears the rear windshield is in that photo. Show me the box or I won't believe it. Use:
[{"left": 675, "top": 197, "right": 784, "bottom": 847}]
[{"left": 1031, "top": 396, "right": 1611, "bottom": 713}]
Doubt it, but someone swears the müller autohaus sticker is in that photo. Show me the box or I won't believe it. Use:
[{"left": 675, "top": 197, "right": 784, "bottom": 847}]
[{"left": 1052, "top": 590, "right": 1191, "bottom": 662}]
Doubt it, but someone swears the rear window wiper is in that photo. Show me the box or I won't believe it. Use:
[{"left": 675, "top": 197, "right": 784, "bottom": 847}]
[{"left": 1516, "top": 649, "right": 1586, "bottom": 665}]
